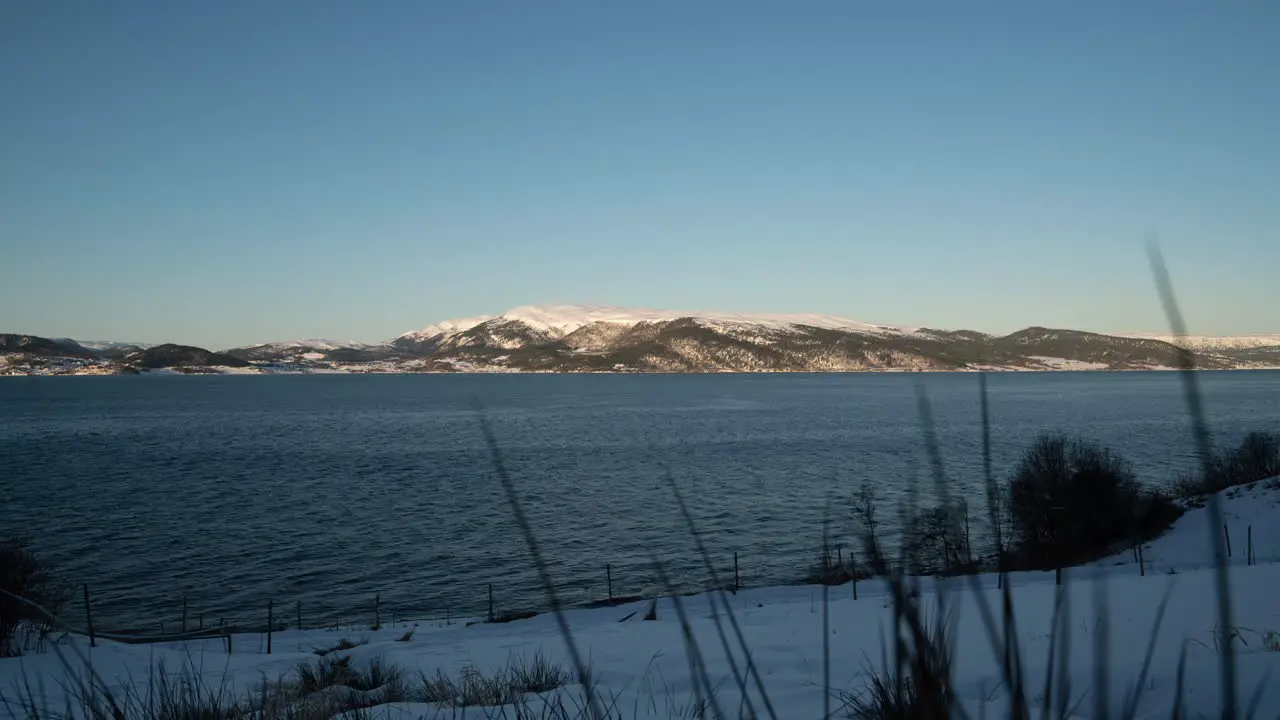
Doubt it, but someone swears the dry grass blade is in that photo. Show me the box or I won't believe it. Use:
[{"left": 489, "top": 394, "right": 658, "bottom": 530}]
[
  {"left": 1053, "top": 583, "right": 1072, "bottom": 720},
  {"left": 1171, "top": 641, "right": 1189, "bottom": 720},
  {"left": 1038, "top": 586, "right": 1063, "bottom": 720},
  {"left": 822, "top": 502, "right": 832, "bottom": 720},
  {"left": 998, "top": 506, "right": 1028, "bottom": 716},
  {"left": 664, "top": 470, "right": 775, "bottom": 720},
  {"left": 1243, "top": 665, "right": 1272, "bottom": 720},
  {"left": 909, "top": 384, "right": 960, "bottom": 719},
  {"left": 474, "top": 403, "right": 604, "bottom": 720},
  {"left": 962, "top": 374, "right": 1030, "bottom": 720},
  {"left": 648, "top": 552, "right": 726, "bottom": 720},
  {"left": 1119, "top": 583, "right": 1174, "bottom": 720},
  {"left": 1092, "top": 579, "right": 1110, "bottom": 720},
  {"left": 979, "top": 373, "right": 996, "bottom": 551},
  {"left": 1147, "top": 241, "right": 1237, "bottom": 718}
]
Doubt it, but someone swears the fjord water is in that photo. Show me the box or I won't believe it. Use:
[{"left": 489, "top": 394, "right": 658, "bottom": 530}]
[{"left": 2, "top": 371, "right": 1278, "bottom": 631}]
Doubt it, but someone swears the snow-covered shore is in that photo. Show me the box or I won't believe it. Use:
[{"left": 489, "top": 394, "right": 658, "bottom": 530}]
[{"left": 4, "top": 481, "right": 1279, "bottom": 719}]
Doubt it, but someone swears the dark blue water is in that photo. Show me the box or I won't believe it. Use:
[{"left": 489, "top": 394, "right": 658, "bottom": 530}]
[{"left": 2, "top": 371, "right": 1278, "bottom": 631}]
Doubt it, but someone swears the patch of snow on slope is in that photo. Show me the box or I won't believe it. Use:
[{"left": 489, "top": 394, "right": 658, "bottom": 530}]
[
  {"left": 1027, "top": 356, "right": 1110, "bottom": 371},
  {"left": 214, "top": 366, "right": 264, "bottom": 375}
]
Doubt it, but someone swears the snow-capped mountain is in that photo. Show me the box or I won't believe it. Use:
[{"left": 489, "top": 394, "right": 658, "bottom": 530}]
[
  {"left": 59, "top": 340, "right": 155, "bottom": 352},
  {"left": 7, "top": 305, "right": 1280, "bottom": 375},
  {"left": 397, "top": 304, "right": 917, "bottom": 342},
  {"left": 380, "top": 305, "right": 1280, "bottom": 373}
]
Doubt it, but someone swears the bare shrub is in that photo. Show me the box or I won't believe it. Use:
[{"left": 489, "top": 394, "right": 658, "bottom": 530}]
[
  {"left": 1006, "top": 435, "right": 1180, "bottom": 569},
  {"left": 1173, "top": 431, "right": 1280, "bottom": 497},
  {"left": 805, "top": 541, "right": 860, "bottom": 585},
  {"left": 905, "top": 504, "right": 975, "bottom": 576},
  {"left": 0, "top": 537, "right": 70, "bottom": 657}
]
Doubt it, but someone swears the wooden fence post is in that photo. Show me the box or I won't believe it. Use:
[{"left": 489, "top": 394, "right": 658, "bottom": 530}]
[
  {"left": 374, "top": 594, "right": 381, "bottom": 630},
  {"left": 488, "top": 584, "right": 494, "bottom": 623},
  {"left": 182, "top": 596, "right": 188, "bottom": 634},
  {"left": 296, "top": 601, "right": 302, "bottom": 631},
  {"left": 1138, "top": 543, "right": 1145, "bottom": 576},
  {"left": 964, "top": 504, "right": 973, "bottom": 565},
  {"left": 852, "top": 560, "right": 858, "bottom": 600},
  {"left": 1247, "top": 525, "right": 1253, "bottom": 566},
  {"left": 83, "top": 585, "right": 96, "bottom": 648},
  {"left": 606, "top": 564, "right": 613, "bottom": 602},
  {"left": 1224, "top": 524, "right": 1233, "bottom": 558},
  {"left": 1055, "top": 566, "right": 1062, "bottom": 587},
  {"left": 267, "top": 600, "right": 273, "bottom": 655},
  {"left": 734, "top": 552, "right": 740, "bottom": 593}
]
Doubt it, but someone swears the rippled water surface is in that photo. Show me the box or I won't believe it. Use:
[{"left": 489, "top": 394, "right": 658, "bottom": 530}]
[{"left": 2, "top": 372, "right": 1278, "bottom": 630}]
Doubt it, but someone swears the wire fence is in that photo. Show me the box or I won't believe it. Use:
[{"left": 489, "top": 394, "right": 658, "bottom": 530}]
[{"left": 34, "top": 517, "right": 1269, "bottom": 656}]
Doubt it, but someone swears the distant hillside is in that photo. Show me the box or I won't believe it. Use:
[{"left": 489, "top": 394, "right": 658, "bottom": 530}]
[
  {"left": 222, "top": 340, "right": 402, "bottom": 364},
  {"left": 125, "top": 344, "right": 250, "bottom": 369},
  {"left": 989, "top": 327, "right": 1226, "bottom": 370},
  {"left": 0, "top": 334, "right": 95, "bottom": 358}
]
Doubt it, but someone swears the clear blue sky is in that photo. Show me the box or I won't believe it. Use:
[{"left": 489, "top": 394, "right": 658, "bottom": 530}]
[{"left": 2, "top": 1, "right": 1277, "bottom": 348}]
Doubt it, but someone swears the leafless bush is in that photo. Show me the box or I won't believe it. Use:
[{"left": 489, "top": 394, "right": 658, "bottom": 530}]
[
  {"left": 905, "top": 504, "right": 975, "bottom": 576},
  {"left": 1006, "top": 435, "right": 1180, "bottom": 569},
  {"left": 1174, "top": 431, "right": 1280, "bottom": 497},
  {"left": 0, "top": 537, "right": 70, "bottom": 657}
]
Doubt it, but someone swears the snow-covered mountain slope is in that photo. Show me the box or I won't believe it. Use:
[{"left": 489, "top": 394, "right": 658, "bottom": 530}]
[
  {"left": 1117, "top": 332, "right": 1280, "bottom": 350},
  {"left": 398, "top": 304, "right": 918, "bottom": 342},
  {"left": 230, "top": 339, "right": 373, "bottom": 353},
  {"left": 380, "top": 306, "right": 1272, "bottom": 373}
]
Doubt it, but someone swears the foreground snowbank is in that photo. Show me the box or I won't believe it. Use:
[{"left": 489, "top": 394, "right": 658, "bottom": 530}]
[{"left": 4, "top": 482, "right": 1279, "bottom": 719}]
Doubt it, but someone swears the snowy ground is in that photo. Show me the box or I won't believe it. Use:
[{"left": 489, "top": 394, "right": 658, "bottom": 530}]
[
  {"left": 1092, "top": 477, "right": 1280, "bottom": 573},
  {"left": 4, "top": 482, "right": 1279, "bottom": 719}
]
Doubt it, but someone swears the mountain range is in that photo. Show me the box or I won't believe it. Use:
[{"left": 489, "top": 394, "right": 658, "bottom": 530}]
[{"left": 4, "top": 304, "right": 1280, "bottom": 375}]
